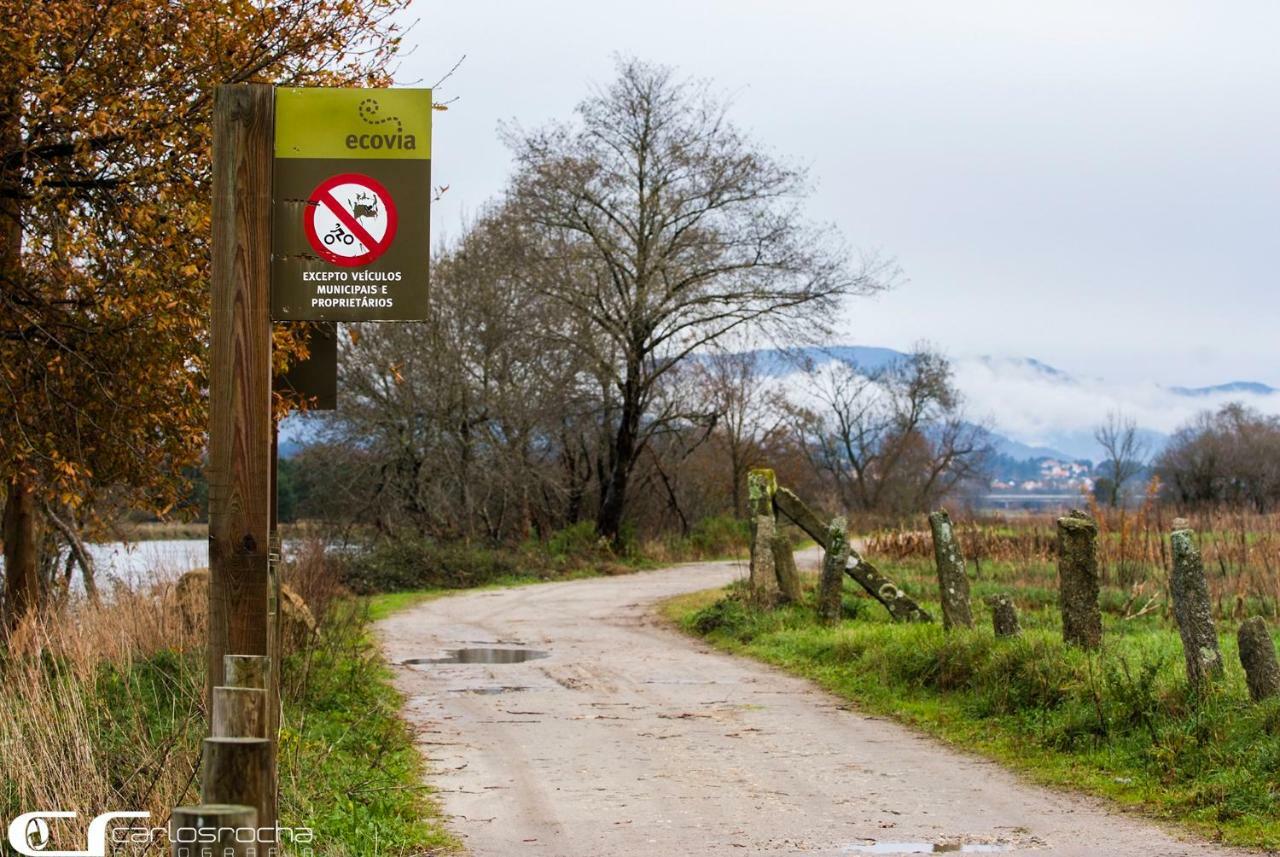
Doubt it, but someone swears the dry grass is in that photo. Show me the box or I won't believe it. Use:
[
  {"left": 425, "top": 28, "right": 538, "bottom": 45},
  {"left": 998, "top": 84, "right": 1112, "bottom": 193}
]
[
  {"left": 0, "top": 582, "right": 205, "bottom": 852},
  {"left": 864, "top": 491, "right": 1280, "bottom": 617},
  {"left": 0, "top": 539, "right": 355, "bottom": 854}
]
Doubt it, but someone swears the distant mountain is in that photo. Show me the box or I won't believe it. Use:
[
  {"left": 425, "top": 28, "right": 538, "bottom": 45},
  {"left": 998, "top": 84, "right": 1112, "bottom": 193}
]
[
  {"left": 983, "top": 432, "right": 1073, "bottom": 463},
  {"left": 1170, "top": 381, "right": 1277, "bottom": 397},
  {"left": 746, "top": 345, "right": 906, "bottom": 378},
  {"left": 750, "top": 344, "right": 1279, "bottom": 463}
]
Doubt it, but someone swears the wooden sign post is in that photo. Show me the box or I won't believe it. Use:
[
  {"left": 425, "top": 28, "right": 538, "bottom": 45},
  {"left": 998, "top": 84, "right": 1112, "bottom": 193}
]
[
  {"left": 200, "top": 82, "right": 432, "bottom": 843},
  {"left": 207, "top": 82, "right": 277, "bottom": 829}
]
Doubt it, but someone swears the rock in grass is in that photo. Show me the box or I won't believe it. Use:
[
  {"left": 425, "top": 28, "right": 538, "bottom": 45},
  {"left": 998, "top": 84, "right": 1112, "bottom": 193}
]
[
  {"left": 1169, "top": 528, "right": 1224, "bottom": 689},
  {"left": 1238, "top": 616, "right": 1280, "bottom": 702},
  {"left": 928, "top": 509, "right": 973, "bottom": 630},
  {"left": 985, "top": 593, "right": 1021, "bottom": 637},
  {"left": 1056, "top": 511, "right": 1102, "bottom": 650}
]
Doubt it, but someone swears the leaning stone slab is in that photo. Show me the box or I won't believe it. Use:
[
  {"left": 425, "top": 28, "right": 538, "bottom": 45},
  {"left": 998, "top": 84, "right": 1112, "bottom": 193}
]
[
  {"left": 844, "top": 547, "right": 932, "bottom": 623},
  {"left": 774, "top": 487, "right": 831, "bottom": 548},
  {"left": 1169, "top": 528, "right": 1224, "bottom": 689}
]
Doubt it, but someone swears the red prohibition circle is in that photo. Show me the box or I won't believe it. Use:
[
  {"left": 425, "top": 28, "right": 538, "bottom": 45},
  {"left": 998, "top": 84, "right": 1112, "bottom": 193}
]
[{"left": 303, "top": 172, "right": 399, "bottom": 267}]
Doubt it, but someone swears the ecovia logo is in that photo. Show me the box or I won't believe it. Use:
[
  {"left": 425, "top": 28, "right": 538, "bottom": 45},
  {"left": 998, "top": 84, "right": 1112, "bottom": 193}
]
[{"left": 8, "top": 811, "right": 149, "bottom": 856}]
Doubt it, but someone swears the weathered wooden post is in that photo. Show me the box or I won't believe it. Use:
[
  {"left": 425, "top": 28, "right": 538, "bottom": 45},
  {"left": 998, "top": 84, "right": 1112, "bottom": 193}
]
[
  {"left": 1169, "top": 527, "right": 1224, "bottom": 689},
  {"left": 1056, "top": 511, "right": 1102, "bottom": 649},
  {"left": 985, "top": 594, "right": 1021, "bottom": 637},
  {"left": 207, "top": 83, "right": 276, "bottom": 828},
  {"left": 224, "top": 653, "right": 269, "bottom": 690},
  {"left": 170, "top": 805, "right": 258, "bottom": 857},
  {"left": 1238, "top": 617, "right": 1280, "bottom": 702},
  {"left": 928, "top": 509, "right": 973, "bottom": 629},
  {"left": 201, "top": 737, "right": 271, "bottom": 822},
  {"left": 747, "top": 468, "right": 780, "bottom": 607},
  {"left": 818, "top": 517, "right": 849, "bottom": 624},
  {"left": 212, "top": 686, "right": 268, "bottom": 738}
]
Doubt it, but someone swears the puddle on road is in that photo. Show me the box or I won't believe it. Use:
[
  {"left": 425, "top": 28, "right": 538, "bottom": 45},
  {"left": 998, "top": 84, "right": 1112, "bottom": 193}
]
[
  {"left": 844, "top": 843, "right": 1010, "bottom": 854},
  {"left": 402, "top": 648, "right": 550, "bottom": 665},
  {"left": 459, "top": 685, "right": 531, "bottom": 695}
]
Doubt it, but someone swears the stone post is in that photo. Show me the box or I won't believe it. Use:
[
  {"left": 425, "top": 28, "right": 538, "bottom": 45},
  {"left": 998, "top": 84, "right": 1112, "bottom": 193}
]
[
  {"left": 747, "top": 468, "right": 780, "bottom": 608},
  {"left": 928, "top": 510, "right": 973, "bottom": 630},
  {"left": 1057, "top": 511, "right": 1102, "bottom": 649},
  {"left": 818, "top": 517, "right": 849, "bottom": 624},
  {"left": 771, "top": 532, "right": 803, "bottom": 604},
  {"left": 985, "top": 594, "right": 1021, "bottom": 637},
  {"left": 1169, "top": 528, "right": 1224, "bottom": 689},
  {"left": 1238, "top": 617, "right": 1280, "bottom": 702}
]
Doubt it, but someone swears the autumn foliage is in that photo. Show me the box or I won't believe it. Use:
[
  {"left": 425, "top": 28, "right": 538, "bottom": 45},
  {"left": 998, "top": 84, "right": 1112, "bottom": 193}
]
[{"left": 0, "top": 0, "right": 407, "bottom": 621}]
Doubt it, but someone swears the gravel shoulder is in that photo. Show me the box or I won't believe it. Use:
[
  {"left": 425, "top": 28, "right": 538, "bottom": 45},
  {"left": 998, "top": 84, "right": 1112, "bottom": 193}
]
[{"left": 377, "top": 553, "right": 1252, "bottom": 857}]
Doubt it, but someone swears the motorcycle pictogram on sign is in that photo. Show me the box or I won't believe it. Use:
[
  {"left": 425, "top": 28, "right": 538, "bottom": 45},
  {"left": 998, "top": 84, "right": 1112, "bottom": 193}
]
[{"left": 303, "top": 173, "right": 399, "bottom": 267}]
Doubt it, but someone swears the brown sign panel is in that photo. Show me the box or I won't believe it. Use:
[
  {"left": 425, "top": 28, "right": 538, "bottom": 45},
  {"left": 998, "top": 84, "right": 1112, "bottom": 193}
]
[
  {"left": 275, "top": 323, "right": 338, "bottom": 410},
  {"left": 271, "top": 88, "right": 431, "bottom": 321}
]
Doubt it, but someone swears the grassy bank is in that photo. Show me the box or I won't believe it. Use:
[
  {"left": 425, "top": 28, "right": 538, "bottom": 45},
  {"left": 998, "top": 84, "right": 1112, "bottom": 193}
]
[
  {"left": 0, "top": 551, "right": 455, "bottom": 855},
  {"left": 279, "top": 598, "right": 455, "bottom": 854},
  {"left": 345, "top": 515, "right": 752, "bottom": 600},
  {"left": 666, "top": 567, "right": 1280, "bottom": 850}
]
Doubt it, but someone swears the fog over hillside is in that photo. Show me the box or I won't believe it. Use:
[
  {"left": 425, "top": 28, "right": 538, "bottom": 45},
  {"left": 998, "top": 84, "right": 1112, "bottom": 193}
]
[{"left": 756, "top": 346, "right": 1280, "bottom": 462}]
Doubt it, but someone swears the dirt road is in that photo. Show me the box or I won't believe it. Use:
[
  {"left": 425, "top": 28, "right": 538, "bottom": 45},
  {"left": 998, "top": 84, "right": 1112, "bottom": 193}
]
[{"left": 378, "top": 555, "right": 1247, "bottom": 857}]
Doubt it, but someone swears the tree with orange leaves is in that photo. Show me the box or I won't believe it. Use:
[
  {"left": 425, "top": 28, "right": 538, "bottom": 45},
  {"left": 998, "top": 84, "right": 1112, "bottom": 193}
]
[{"left": 0, "top": 0, "right": 408, "bottom": 625}]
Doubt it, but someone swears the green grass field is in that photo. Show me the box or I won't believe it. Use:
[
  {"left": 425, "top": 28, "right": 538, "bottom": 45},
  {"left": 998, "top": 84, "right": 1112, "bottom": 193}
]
[{"left": 665, "top": 561, "right": 1280, "bottom": 850}]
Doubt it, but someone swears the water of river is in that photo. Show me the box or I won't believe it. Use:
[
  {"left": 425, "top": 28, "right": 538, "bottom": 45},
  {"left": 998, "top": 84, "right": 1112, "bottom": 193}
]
[{"left": 0, "top": 539, "right": 209, "bottom": 591}]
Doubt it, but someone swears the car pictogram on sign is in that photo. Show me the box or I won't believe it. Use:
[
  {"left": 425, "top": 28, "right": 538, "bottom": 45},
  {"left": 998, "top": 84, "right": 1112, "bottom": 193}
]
[{"left": 303, "top": 173, "right": 399, "bottom": 267}]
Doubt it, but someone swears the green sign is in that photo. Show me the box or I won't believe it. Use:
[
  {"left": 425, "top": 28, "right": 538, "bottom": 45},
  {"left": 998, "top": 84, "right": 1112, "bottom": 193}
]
[{"left": 271, "top": 88, "right": 432, "bottom": 321}]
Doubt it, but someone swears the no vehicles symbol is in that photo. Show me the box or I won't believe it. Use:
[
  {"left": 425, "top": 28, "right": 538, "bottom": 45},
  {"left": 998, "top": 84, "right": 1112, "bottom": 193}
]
[{"left": 304, "top": 173, "right": 399, "bottom": 267}]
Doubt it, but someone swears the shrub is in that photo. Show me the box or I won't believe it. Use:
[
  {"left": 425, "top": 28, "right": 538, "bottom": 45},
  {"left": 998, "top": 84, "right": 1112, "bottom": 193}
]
[
  {"left": 690, "top": 596, "right": 751, "bottom": 637},
  {"left": 545, "top": 521, "right": 604, "bottom": 559},
  {"left": 687, "top": 515, "right": 751, "bottom": 557},
  {"left": 340, "top": 537, "right": 522, "bottom": 594}
]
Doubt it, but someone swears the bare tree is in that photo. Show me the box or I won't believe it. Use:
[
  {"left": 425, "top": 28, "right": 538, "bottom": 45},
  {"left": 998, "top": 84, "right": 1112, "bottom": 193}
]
[
  {"left": 1094, "top": 411, "right": 1149, "bottom": 508},
  {"left": 1156, "top": 403, "right": 1280, "bottom": 511},
  {"left": 317, "top": 207, "right": 590, "bottom": 542},
  {"left": 793, "top": 347, "right": 991, "bottom": 515},
  {"left": 502, "top": 57, "right": 888, "bottom": 544},
  {"left": 692, "top": 349, "right": 787, "bottom": 517}
]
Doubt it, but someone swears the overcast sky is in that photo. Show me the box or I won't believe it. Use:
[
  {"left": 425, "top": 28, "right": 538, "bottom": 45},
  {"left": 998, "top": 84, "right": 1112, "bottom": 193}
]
[{"left": 399, "top": 0, "right": 1278, "bottom": 387}]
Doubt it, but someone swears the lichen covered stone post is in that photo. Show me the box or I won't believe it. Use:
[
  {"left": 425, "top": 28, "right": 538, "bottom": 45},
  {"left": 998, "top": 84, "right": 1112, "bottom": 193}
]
[
  {"left": 1056, "top": 511, "right": 1102, "bottom": 649},
  {"left": 771, "top": 531, "right": 803, "bottom": 605},
  {"left": 1169, "top": 527, "right": 1224, "bottom": 688},
  {"left": 985, "top": 594, "right": 1021, "bottom": 637},
  {"left": 928, "top": 509, "right": 973, "bottom": 629},
  {"left": 1238, "top": 617, "right": 1280, "bottom": 702},
  {"left": 747, "top": 468, "right": 780, "bottom": 607},
  {"left": 818, "top": 516, "right": 849, "bottom": 624}
]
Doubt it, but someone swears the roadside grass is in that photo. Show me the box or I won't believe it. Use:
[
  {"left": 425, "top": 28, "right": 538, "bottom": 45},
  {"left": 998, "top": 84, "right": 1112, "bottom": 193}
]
[
  {"left": 664, "top": 570, "right": 1280, "bottom": 851},
  {"left": 280, "top": 599, "right": 457, "bottom": 854},
  {"left": 0, "top": 556, "right": 457, "bottom": 856}
]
